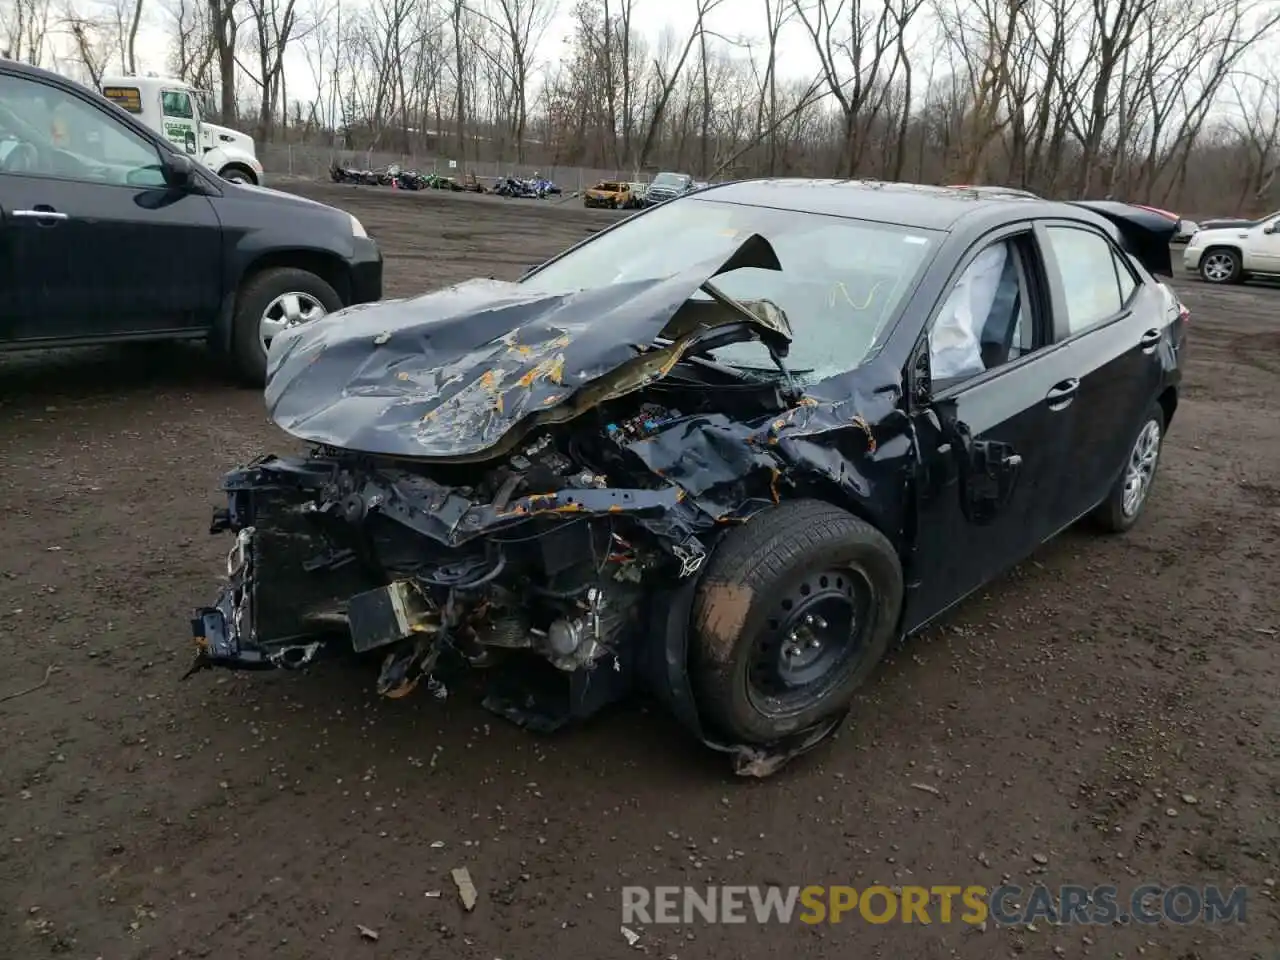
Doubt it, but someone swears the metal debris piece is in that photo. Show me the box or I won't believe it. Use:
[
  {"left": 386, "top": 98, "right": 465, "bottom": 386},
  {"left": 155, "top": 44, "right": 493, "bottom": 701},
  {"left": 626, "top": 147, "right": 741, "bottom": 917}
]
[
  {"left": 373, "top": 332, "right": 391, "bottom": 345},
  {"left": 429, "top": 840, "right": 445, "bottom": 849},
  {"left": 357, "top": 924, "right": 379, "bottom": 941},
  {"left": 910, "top": 782, "right": 941, "bottom": 796},
  {"left": 621, "top": 925, "right": 640, "bottom": 946},
  {"left": 452, "top": 867, "right": 478, "bottom": 911}
]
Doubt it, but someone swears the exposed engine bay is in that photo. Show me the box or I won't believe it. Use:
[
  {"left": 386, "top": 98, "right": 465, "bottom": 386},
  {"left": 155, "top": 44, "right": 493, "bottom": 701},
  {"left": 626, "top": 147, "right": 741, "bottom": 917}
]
[{"left": 192, "top": 374, "right": 803, "bottom": 725}]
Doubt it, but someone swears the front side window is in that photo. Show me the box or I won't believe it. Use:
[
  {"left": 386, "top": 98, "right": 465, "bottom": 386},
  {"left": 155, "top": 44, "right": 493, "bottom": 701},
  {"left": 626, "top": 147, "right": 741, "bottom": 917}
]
[
  {"left": 929, "top": 237, "right": 1036, "bottom": 386},
  {"left": 162, "top": 90, "right": 194, "bottom": 119},
  {"left": 0, "top": 74, "right": 166, "bottom": 187},
  {"left": 521, "top": 197, "right": 940, "bottom": 382},
  {"left": 1043, "top": 226, "right": 1126, "bottom": 335}
]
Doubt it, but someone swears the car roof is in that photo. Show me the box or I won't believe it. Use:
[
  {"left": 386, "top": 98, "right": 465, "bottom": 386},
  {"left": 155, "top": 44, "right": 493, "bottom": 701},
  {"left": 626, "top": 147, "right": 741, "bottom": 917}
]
[{"left": 692, "top": 178, "right": 1043, "bottom": 231}]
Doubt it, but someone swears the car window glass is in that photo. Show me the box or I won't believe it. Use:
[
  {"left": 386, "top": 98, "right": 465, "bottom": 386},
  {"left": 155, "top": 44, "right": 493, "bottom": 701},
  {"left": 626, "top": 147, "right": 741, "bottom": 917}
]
[
  {"left": 928, "top": 237, "right": 1034, "bottom": 386},
  {"left": 520, "top": 198, "right": 939, "bottom": 383},
  {"left": 0, "top": 74, "right": 166, "bottom": 187},
  {"left": 1044, "top": 226, "right": 1123, "bottom": 335},
  {"left": 162, "top": 90, "right": 193, "bottom": 119},
  {"left": 1114, "top": 250, "right": 1137, "bottom": 304}
]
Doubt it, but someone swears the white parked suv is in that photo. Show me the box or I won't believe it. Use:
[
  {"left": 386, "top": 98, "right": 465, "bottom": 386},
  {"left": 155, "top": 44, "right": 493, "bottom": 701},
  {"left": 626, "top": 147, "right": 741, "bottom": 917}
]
[{"left": 1182, "top": 211, "right": 1280, "bottom": 284}]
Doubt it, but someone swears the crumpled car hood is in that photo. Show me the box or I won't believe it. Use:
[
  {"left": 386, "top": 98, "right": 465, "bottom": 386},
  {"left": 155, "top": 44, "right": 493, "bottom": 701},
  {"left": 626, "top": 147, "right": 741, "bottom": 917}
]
[{"left": 264, "top": 236, "right": 789, "bottom": 461}]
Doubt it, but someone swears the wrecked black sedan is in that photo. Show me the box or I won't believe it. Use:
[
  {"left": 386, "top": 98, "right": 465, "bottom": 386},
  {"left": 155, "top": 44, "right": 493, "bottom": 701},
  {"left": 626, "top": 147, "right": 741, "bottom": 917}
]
[{"left": 189, "top": 180, "right": 1185, "bottom": 776}]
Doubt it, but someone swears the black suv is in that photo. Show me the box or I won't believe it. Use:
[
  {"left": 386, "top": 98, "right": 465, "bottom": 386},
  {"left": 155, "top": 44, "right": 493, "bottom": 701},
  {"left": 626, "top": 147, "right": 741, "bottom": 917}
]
[{"left": 0, "top": 61, "right": 382, "bottom": 384}]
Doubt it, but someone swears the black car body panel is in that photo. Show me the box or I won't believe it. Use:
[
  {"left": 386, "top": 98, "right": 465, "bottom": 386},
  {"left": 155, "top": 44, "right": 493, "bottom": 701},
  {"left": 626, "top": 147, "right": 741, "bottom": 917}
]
[
  {"left": 0, "top": 61, "right": 383, "bottom": 353},
  {"left": 188, "top": 179, "right": 1184, "bottom": 776},
  {"left": 1197, "top": 216, "right": 1258, "bottom": 231},
  {"left": 264, "top": 235, "right": 793, "bottom": 461}
]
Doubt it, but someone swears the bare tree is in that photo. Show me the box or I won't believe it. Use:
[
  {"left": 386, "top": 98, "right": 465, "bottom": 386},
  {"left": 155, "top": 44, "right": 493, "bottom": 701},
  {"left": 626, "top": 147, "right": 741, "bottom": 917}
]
[{"left": 207, "top": 0, "right": 238, "bottom": 121}]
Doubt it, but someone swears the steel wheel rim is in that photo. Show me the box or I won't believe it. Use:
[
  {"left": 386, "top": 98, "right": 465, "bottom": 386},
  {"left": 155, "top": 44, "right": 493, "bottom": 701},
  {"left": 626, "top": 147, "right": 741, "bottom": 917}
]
[
  {"left": 746, "top": 566, "right": 872, "bottom": 718},
  {"left": 260, "top": 292, "right": 327, "bottom": 352},
  {"left": 1203, "top": 253, "right": 1233, "bottom": 282},
  {"left": 1122, "top": 419, "right": 1162, "bottom": 517}
]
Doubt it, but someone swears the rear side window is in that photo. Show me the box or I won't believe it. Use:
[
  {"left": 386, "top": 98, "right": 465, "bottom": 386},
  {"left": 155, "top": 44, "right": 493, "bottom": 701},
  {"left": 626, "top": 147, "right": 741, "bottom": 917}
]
[{"left": 1043, "top": 226, "right": 1135, "bottom": 335}]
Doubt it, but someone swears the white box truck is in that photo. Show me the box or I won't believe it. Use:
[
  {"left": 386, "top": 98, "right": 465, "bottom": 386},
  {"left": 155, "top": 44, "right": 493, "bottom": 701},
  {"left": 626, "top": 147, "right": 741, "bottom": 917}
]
[{"left": 99, "top": 75, "right": 264, "bottom": 185}]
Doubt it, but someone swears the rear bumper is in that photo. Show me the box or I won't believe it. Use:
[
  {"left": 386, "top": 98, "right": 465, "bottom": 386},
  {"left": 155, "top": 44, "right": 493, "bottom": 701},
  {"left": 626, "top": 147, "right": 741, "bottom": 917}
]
[{"left": 348, "top": 237, "right": 383, "bottom": 304}]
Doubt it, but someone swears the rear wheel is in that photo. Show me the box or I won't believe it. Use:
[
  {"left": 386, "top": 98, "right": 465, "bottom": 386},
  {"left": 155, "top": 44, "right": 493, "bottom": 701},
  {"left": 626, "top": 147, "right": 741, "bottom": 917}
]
[
  {"left": 689, "top": 499, "right": 903, "bottom": 744},
  {"left": 1092, "top": 402, "right": 1165, "bottom": 533},
  {"left": 1199, "top": 247, "right": 1241, "bottom": 284},
  {"left": 229, "top": 267, "right": 342, "bottom": 386}
]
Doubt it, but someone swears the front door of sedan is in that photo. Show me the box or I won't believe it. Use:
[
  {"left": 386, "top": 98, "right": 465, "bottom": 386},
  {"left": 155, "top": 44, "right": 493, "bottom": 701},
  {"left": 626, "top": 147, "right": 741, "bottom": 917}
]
[
  {"left": 904, "top": 228, "right": 1082, "bottom": 632},
  {"left": 0, "top": 70, "right": 222, "bottom": 343},
  {"left": 1035, "top": 222, "right": 1168, "bottom": 522}
]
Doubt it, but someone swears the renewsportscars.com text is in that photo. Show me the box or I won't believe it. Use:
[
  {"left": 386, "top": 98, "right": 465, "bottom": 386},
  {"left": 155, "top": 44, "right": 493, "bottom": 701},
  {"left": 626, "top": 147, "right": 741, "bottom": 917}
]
[{"left": 621, "top": 884, "right": 1249, "bottom": 926}]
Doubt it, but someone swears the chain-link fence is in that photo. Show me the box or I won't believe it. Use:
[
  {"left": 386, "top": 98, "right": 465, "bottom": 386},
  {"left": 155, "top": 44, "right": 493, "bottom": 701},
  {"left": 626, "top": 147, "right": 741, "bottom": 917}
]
[{"left": 257, "top": 142, "right": 661, "bottom": 194}]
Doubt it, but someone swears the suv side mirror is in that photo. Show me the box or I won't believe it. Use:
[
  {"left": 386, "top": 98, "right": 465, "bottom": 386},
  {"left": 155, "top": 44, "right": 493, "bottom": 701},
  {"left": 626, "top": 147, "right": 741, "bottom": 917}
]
[{"left": 164, "top": 152, "right": 195, "bottom": 187}]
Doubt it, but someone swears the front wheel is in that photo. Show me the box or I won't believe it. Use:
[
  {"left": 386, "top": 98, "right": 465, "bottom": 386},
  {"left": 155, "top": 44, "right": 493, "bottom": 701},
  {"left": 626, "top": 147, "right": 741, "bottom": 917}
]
[
  {"left": 229, "top": 267, "right": 343, "bottom": 386},
  {"left": 689, "top": 499, "right": 903, "bottom": 745},
  {"left": 1199, "top": 247, "right": 1241, "bottom": 284},
  {"left": 221, "top": 167, "right": 255, "bottom": 185},
  {"left": 1091, "top": 402, "right": 1165, "bottom": 533}
]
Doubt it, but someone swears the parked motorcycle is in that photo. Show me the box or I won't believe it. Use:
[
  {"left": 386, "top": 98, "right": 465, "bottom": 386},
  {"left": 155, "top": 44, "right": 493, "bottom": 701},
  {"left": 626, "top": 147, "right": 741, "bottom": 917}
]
[{"left": 493, "top": 176, "right": 540, "bottom": 198}]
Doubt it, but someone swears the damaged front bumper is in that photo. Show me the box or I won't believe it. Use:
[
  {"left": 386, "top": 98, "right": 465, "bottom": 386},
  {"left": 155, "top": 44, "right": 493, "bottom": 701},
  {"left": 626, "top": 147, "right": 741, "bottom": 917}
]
[{"left": 185, "top": 439, "right": 855, "bottom": 776}]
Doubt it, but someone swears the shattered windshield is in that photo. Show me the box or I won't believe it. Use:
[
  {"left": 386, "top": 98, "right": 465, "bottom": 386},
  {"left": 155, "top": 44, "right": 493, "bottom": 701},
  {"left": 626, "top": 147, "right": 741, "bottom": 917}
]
[{"left": 521, "top": 197, "right": 940, "bottom": 381}]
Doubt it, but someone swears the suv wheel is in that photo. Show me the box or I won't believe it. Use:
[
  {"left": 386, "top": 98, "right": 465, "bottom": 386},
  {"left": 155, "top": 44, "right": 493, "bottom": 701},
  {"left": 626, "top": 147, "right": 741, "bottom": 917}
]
[
  {"left": 230, "top": 267, "right": 342, "bottom": 386},
  {"left": 1199, "top": 247, "right": 1241, "bottom": 284}
]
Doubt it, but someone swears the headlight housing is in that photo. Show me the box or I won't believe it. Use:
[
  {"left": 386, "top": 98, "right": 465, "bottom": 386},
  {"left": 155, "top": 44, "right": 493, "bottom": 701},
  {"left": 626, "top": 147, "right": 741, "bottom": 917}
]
[{"left": 350, "top": 214, "right": 368, "bottom": 238}]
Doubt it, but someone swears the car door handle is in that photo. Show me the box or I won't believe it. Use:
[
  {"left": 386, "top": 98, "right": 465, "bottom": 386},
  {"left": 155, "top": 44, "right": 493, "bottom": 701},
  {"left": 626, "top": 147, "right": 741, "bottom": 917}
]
[
  {"left": 1045, "top": 378, "right": 1079, "bottom": 409},
  {"left": 1139, "top": 328, "right": 1161, "bottom": 352},
  {"left": 13, "top": 206, "right": 69, "bottom": 224}
]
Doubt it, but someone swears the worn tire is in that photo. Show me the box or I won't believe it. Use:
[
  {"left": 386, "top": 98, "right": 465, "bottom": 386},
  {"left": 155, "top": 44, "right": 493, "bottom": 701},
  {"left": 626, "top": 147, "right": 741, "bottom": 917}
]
[
  {"left": 1198, "top": 246, "right": 1242, "bottom": 284},
  {"left": 689, "top": 499, "right": 903, "bottom": 745},
  {"left": 230, "top": 267, "right": 343, "bottom": 387},
  {"left": 1091, "top": 401, "right": 1166, "bottom": 533}
]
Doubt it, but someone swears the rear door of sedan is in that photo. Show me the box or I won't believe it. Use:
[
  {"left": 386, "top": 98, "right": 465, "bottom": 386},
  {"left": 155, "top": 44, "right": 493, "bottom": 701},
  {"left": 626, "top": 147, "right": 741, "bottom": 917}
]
[
  {"left": 905, "top": 224, "right": 1082, "bottom": 630},
  {"left": 1034, "top": 221, "right": 1168, "bottom": 523}
]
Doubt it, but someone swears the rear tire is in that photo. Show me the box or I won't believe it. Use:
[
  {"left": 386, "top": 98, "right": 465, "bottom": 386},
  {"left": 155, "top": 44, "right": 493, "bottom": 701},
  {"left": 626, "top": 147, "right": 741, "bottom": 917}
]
[
  {"left": 689, "top": 499, "right": 903, "bottom": 744},
  {"left": 1091, "top": 401, "right": 1165, "bottom": 533},
  {"left": 230, "top": 267, "right": 343, "bottom": 387},
  {"left": 1198, "top": 247, "right": 1241, "bottom": 284}
]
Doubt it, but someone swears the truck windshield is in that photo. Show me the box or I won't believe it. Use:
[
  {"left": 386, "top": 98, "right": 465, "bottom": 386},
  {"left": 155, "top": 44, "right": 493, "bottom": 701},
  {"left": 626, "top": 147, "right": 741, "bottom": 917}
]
[{"left": 652, "top": 173, "right": 689, "bottom": 188}]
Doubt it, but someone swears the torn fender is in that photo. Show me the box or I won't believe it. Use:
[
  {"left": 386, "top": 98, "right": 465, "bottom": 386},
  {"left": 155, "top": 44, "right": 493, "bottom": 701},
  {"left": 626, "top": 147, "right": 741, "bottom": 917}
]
[
  {"left": 1069, "top": 201, "right": 1177, "bottom": 276},
  {"left": 263, "top": 236, "right": 788, "bottom": 462}
]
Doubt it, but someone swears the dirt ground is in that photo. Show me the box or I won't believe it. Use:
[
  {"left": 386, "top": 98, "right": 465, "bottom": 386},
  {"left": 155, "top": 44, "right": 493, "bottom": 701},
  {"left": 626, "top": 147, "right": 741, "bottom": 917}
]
[{"left": 1, "top": 183, "right": 1277, "bottom": 960}]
